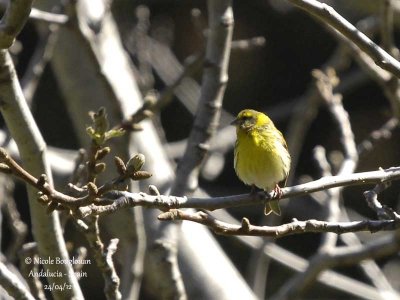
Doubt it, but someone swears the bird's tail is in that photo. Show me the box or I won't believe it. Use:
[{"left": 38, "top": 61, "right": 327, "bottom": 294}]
[{"left": 264, "top": 200, "right": 281, "bottom": 215}]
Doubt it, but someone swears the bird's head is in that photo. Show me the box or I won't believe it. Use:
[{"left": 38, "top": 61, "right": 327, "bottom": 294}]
[{"left": 231, "top": 109, "right": 272, "bottom": 132}]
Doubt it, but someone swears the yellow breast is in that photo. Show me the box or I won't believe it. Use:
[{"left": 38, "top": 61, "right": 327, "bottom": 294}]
[{"left": 234, "top": 128, "right": 289, "bottom": 191}]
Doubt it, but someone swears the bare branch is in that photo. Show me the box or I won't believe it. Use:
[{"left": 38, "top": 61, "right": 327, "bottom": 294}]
[
  {"left": 364, "top": 182, "right": 400, "bottom": 220},
  {"left": 46, "top": 0, "right": 255, "bottom": 298},
  {"left": 71, "top": 166, "right": 400, "bottom": 218},
  {"left": 18, "top": 243, "right": 45, "bottom": 300},
  {"left": 29, "top": 8, "right": 68, "bottom": 24},
  {"left": 231, "top": 36, "right": 266, "bottom": 51},
  {"left": 159, "top": 209, "right": 400, "bottom": 237},
  {"left": 286, "top": 44, "right": 350, "bottom": 184},
  {"left": 216, "top": 209, "right": 387, "bottom": 299},
  {"left": 1, "top": 145, "right": 399, "bottom": 218},
  {"left": 271, "top": 231, "right": 400, "bottom": 300},
  {"left": 171, "top": 0, "right": 234, "bottom": 196},
  {"left": 150, "top": 0, "right": 235, "bottom": 298},
  {"left": 0, "top": 261, "right": 35, "bottom": 300},
  {"left": 2, "top": 175, "right": 27, "bottom": 262},
  {"left": 357, "top": 117, "right": 399, "bottom": 156},
  {"left": 0, "top": 0, "right": 33, "bottom": 48},
  {"left": 313, "top": 146, "right": 340, "bottom": 252},
  {"left": 21, "top": 26, "right": 59, "bottom": 105},
  {"left": 80, "top": 217, "right": 121, "bottom": 300},
  {"left": 380, "top": 0, "right": 397, "bottom": 57},
  {"left": 287, "top": 0, "right": 400, "bottom": 78},
  {"left": 338, "top": 225, "right": 399, "bottom": 297},
  {"left": 133, "top": 5, "right": 154, "bottom": 90},
  {"left": 0, "top": 50, "right": 83, "bottom": 298}
]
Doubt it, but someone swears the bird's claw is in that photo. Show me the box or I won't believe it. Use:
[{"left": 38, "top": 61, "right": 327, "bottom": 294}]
[{"left": 272, "top": 184, "right": 283, "bottom": 199}]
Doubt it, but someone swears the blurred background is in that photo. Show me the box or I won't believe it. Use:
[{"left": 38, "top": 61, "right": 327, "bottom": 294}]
[{"left": 2, "top": 0, "right": 400, "bottom": 299}]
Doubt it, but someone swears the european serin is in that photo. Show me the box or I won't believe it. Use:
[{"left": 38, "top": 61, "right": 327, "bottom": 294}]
[{"left": 231, "top": 109, "right": 291, "bottom": 215}]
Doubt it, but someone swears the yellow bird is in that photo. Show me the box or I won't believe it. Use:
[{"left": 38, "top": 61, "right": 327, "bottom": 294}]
[{"left": 231, "top": 109, "right": 291, "bottom": 215}]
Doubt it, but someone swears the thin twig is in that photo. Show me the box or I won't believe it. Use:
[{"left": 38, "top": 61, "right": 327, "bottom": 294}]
[
  {"left": 118, "top": 52, "right": 205, "bottom": 132},
  {"left": 314, "top": 69, "right": 358, "bottom": 251},
  {"left": 72, "top": 247, "right": 88, "bottom": 275},
  {"left": 313, "top": 146, "right": 339, "bottom": 252},
  {"left": 2, "top": 174, "right": 27, "bottom": 262},
  {"left": 171, "top": 0, "right": 233, "bottom": 195},
  {"left": 364, "top": 182, "right": 400, "bottom": 220},
  {"left": 30, "top": 8, "right": 68, "bottom": 24},
  {"left": 231, "top": 36, "right": 266, "bottom": 51},
  {"left": 215, "top": 209, "right": 387, "bottom": 300},
  {"left": 357, "top": 117, "right": 399, "bottom": 156},
  {"left": 134, "top": 5, "right": 154, "bottom": 91},
  {"left": 286, "top": 44, "right": 350, "bottom": 184},
  {"left": 338, "top": 219, "right": 399, "bottom": 298},
  {"left": 80, "top": 217, "right": 121, "bottom": 300},
  {"left": 21, "top": 25, "right": 60, "bottom": 105},
  {"left": 18, "top": 243, "right": 46, "bottom": 300},
  {"left": 158, "top": 209, "right": 400, "bottom": 237},
  {"left": 287, "top": 0, "right": 400, "bottom": 78}
]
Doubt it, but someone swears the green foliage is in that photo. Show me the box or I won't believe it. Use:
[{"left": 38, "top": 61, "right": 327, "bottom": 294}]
[{"left": 86, "top": 107, "right": 125, "bottom": 145}]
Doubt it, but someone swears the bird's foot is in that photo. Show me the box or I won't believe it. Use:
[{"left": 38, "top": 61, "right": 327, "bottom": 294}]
[{"left": 272, "top": 184, "right": 283, "bottom": 199}]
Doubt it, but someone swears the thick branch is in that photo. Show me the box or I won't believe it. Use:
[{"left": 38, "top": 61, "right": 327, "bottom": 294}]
[
  {"left": 0, "top": 0, "right": 33, "bottom": 48},
  {"left": 0, "top": 50, "right": 83, "bottom": 299}
]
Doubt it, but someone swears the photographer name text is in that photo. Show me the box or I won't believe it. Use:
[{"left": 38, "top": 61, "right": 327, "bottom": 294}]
[{"left": 26, "top": 256, "right": 91, "bottom": 266}]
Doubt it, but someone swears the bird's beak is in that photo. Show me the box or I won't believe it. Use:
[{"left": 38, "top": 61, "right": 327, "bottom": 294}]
[{"left": 230, "top": 118, "right": 239, "bottom": 126}]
